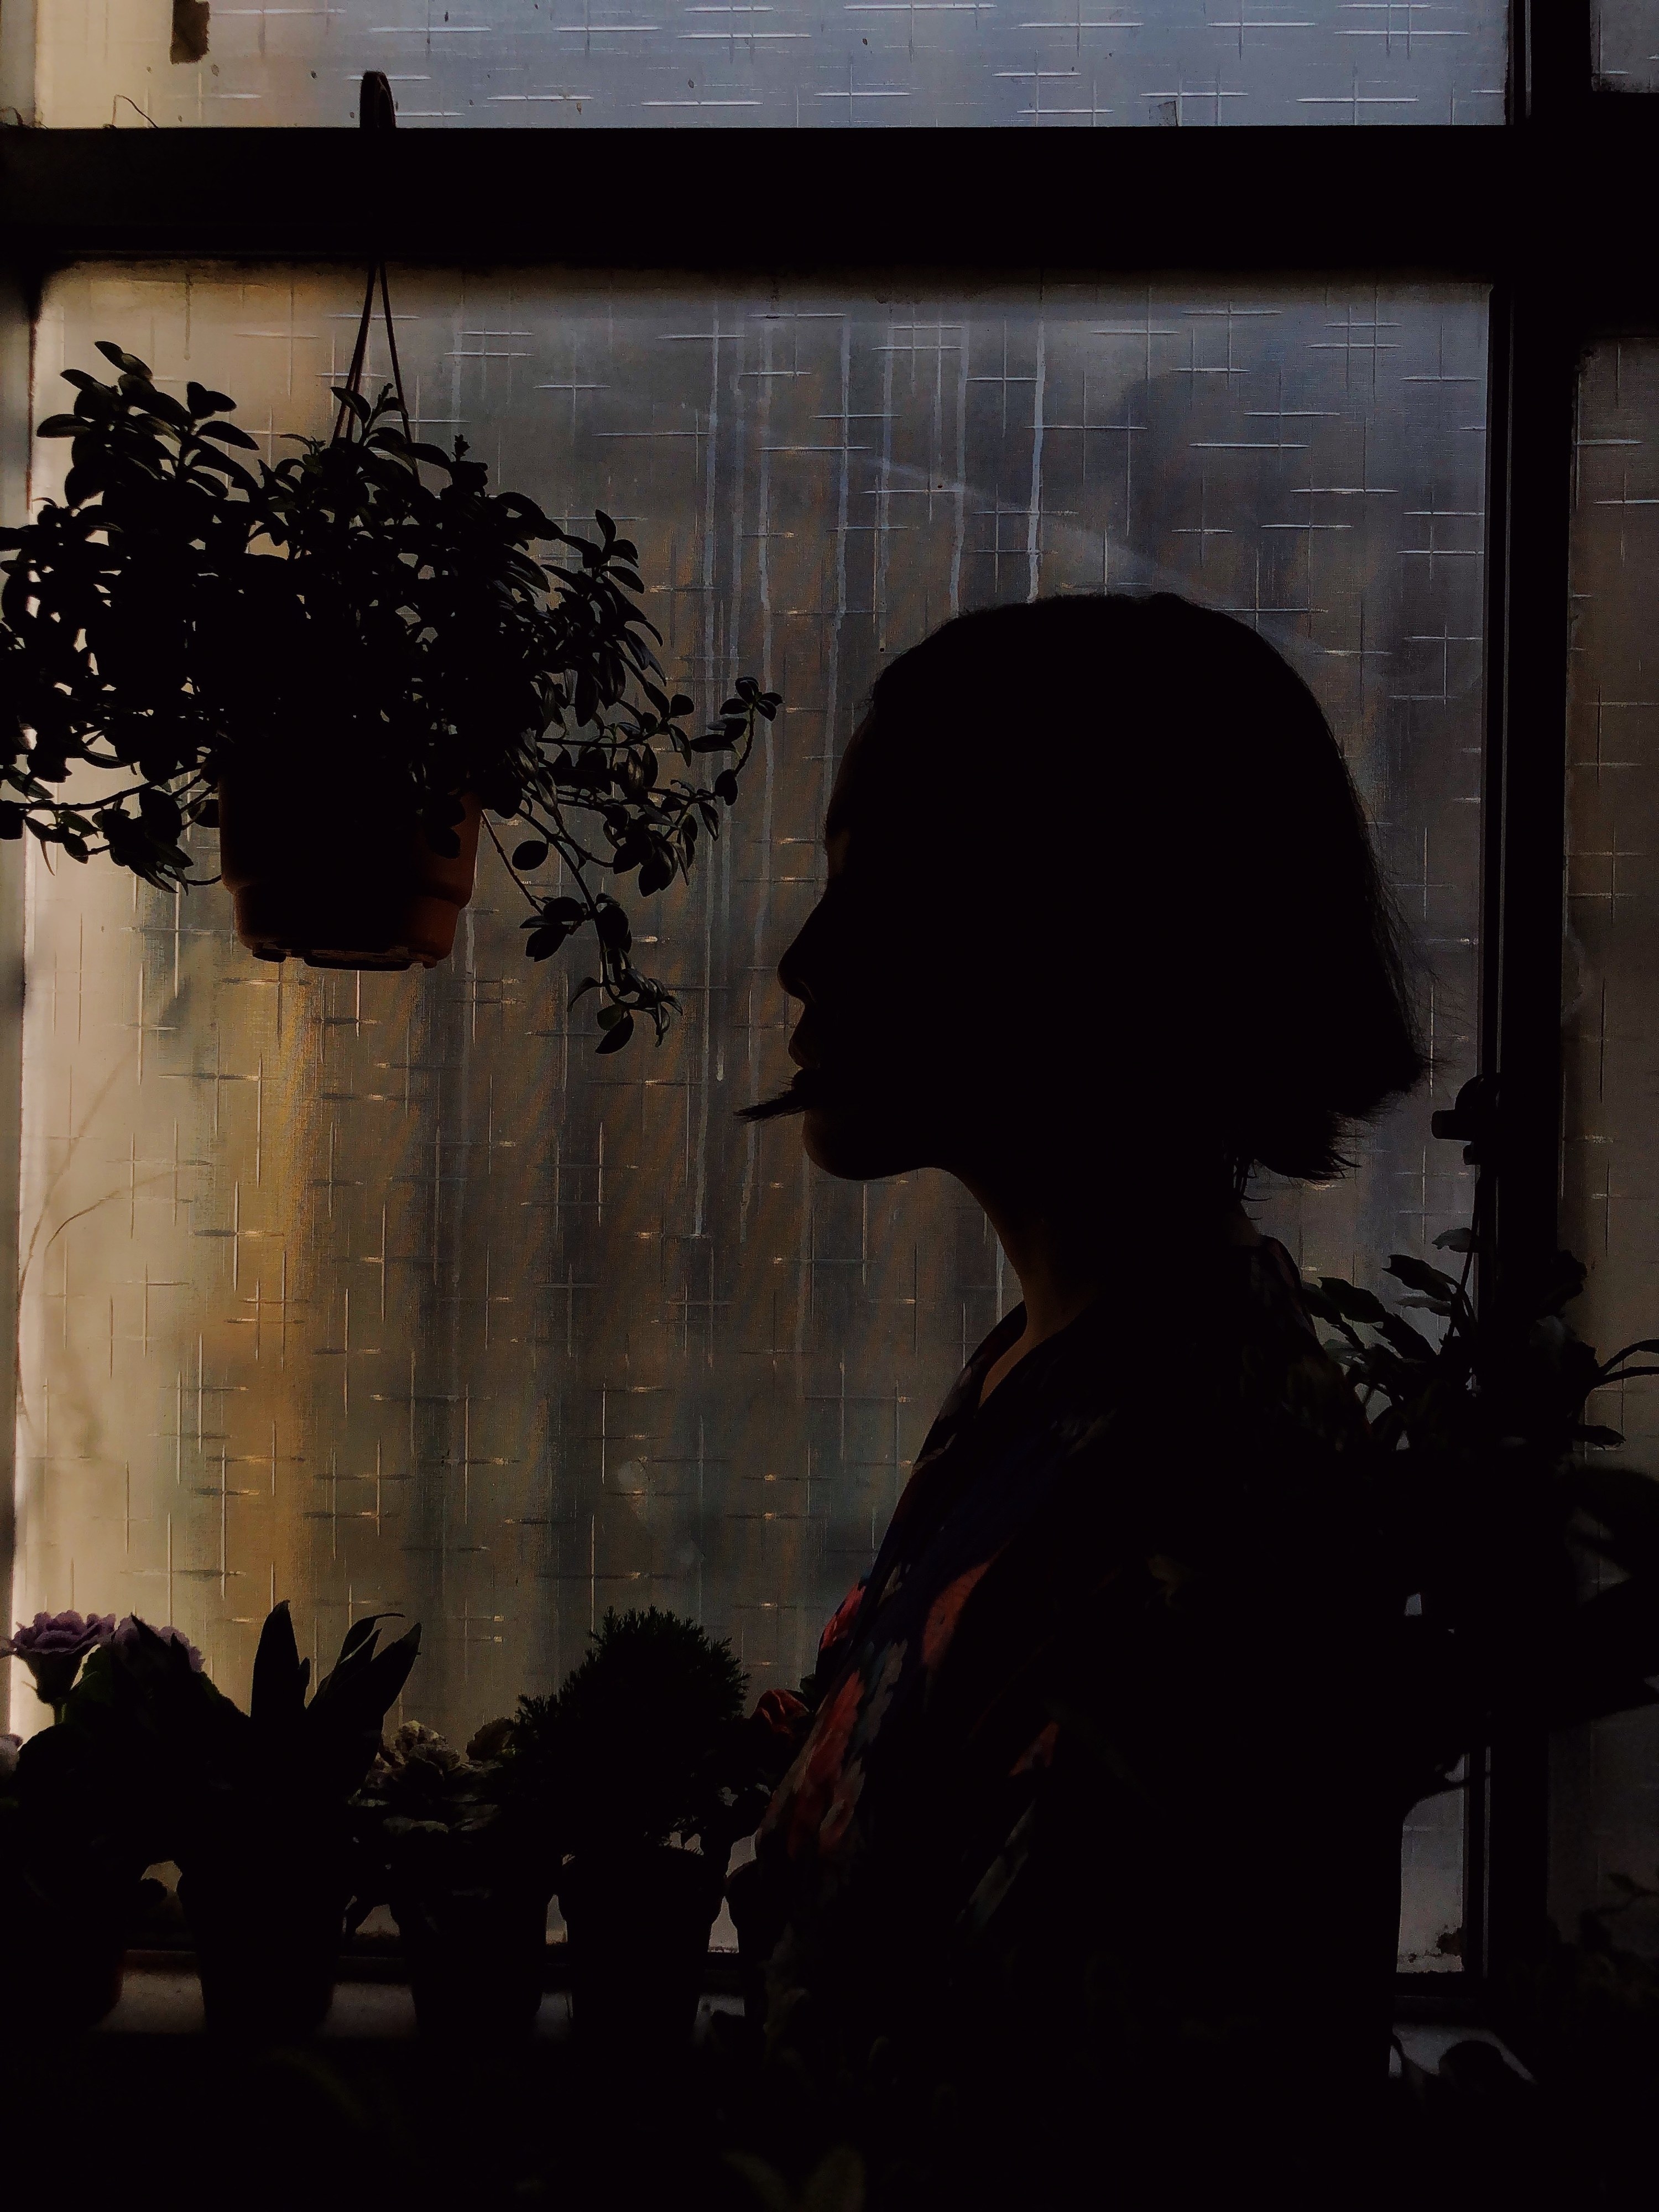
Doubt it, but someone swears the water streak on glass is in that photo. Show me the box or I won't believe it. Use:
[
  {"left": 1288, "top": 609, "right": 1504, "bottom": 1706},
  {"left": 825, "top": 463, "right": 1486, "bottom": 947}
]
[
  {"left": 15, "top": 268, "right": 1485, "bottom": 1961},
  {"left": 33, "top": 0, "right": 1507, "bottom": 126},
  {"left": 1554, "top": 337, "right": 1659, "bottom": 1931}
]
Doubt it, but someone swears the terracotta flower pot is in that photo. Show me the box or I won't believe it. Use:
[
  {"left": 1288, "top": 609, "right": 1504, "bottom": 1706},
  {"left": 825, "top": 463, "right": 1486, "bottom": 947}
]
[
  {"left": 180, "top": 1861, "right": 346, "bottom": 2040},
  {"left": 392, "top": 1879, "right": 551, "bottom": 2041},
  {"left": 556, "top": 1845, "right": 725, "bottom": 2050},
  {"left": 218, "top": 763, "right": 481, "bottom": 972}
]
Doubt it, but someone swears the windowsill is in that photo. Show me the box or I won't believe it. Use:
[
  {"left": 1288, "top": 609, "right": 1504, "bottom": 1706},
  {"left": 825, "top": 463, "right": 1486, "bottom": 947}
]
[
  {"left": 97, "top": 1957, "right": 1521, "bottom": 2081},
  {"left": 96, "top": 1953, "right": 747, "bottom": 2041}
]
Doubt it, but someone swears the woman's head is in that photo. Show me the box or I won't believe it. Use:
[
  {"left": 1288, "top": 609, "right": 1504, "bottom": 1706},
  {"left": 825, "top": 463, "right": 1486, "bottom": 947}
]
[{"left": 758, "top": 593, "right": 1425, "bottom": 1191}]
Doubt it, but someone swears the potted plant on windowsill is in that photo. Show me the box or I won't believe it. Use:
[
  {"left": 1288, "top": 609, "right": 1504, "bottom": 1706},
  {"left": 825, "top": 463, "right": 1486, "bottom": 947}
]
[
  {"left": 174, "top": 1601, "right": 421, "bottom": 2038},
  {"left": 0, "top": 339, "right": 778, "bottom": 1037},
  {"left": 511, "top": 1608, "right": 768, "bottom": 2050},
  {"left": 349, "top": 1717, "right": 554, "bottom": 2041},
  {"left": 0, "top": 1611, "right": 168, "bottom": 2033},
  {"left": 22, "top": 1600, "right": 420, "bottom": 2039}
]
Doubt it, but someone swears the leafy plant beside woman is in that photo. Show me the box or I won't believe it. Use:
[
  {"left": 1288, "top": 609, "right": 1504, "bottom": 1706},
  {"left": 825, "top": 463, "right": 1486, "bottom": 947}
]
[{"left": 1302, "top": 1220, "right": 1659, "bottom": 1811}]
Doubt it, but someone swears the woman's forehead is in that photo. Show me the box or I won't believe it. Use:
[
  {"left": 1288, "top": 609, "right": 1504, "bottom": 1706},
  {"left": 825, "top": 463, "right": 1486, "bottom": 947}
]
[{"left": 823, "top": 715, "right": 876, "bottom": 841}]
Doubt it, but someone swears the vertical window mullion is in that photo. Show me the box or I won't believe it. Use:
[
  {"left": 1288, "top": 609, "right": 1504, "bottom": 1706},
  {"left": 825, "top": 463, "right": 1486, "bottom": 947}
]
[{"left": 1478, "top": 272, "right": 1580, "bottom": 1985}]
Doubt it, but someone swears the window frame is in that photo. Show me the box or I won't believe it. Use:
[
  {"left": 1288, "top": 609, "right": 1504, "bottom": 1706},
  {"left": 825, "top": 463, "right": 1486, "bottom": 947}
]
[{"left": 0, "top": 0, "right": 1642, "bottom": 2001}]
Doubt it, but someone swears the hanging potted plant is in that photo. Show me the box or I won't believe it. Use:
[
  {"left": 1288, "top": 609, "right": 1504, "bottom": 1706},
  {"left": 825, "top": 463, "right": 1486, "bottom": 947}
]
[
  {"left": 349, "top": 1716, "right": 554, "bottom": 2041},
  {"left": 512, "top": 1608, "right": 770, "bottom": 2049},
  {"left": 0, "top": 165, "right": 778, "bottom": 1027}
]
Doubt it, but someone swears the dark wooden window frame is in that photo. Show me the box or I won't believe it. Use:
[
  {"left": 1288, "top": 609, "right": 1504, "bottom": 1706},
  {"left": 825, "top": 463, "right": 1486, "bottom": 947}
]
[{"left": 0, "top": 0, "right": 1641, "bottom": 1998}]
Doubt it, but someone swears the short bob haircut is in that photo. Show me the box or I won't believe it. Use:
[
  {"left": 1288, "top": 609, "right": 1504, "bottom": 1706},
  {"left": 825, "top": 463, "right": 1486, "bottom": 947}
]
[{"left": 829, "top": 593, "right": 1426, "bottom": 1182}]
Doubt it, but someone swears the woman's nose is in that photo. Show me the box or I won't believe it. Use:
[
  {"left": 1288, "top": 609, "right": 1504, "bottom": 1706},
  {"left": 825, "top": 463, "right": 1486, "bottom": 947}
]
[
  {"left": 776, "top": 895, "right": 827, "bottom": 1006},
  {"left": 776, "top": 925, "right": 811, "bottom": 1005}
]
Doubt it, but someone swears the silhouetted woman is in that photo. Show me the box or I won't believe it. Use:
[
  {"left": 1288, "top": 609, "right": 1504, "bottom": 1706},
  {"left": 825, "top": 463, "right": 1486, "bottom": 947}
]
[{"left": 729, "top": 595, "right": 1426, "bottom": 2206}]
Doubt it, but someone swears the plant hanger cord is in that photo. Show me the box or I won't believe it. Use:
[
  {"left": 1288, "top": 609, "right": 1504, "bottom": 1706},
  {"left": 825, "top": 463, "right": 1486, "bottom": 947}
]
[{"left": 332, "top": 72, "right": 412, "bottom": 448}]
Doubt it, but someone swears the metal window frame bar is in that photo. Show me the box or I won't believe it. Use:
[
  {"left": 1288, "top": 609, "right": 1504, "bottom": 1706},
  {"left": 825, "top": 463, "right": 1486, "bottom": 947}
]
[{"left": 0, "top": 0, "right": 1645, "bottom": 1999}]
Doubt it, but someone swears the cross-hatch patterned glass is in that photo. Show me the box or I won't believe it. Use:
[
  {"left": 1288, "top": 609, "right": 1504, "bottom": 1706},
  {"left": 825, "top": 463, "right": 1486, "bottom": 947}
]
[
  {"left": 14, "top": 268, "right": 1485, "bottom": 1965},
  {"left": 32, "top": 0, "right": 1506, "bottom": 126},
  {"left": 1593, "top": 1, "right": 1659, "bottom": 90},
  {"left": 1555, "top": 338, "right": 1659, "bottom": 1932}
]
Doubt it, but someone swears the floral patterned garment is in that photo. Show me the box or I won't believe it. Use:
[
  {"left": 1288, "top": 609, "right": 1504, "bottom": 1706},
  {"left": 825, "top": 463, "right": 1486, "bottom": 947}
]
[{"left": 749, "top": 1231, "right": 1395, "bottom": 2067}]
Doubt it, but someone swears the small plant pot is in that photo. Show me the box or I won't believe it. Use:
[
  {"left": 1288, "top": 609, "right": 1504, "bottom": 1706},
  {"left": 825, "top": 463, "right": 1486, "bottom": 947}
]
[
  {"left": 392, "top": 1880, "right": 550, "bottom": 2041},
  {"left": 218, "top": 763, "right": 481, "bottom": 972},
  {"left": 725, "top": 1855, "right": 784, "bottom": 2040},
  {"left": 556, "top": 1845, "right": 726, "bottom": 2050},
  {"left": 0, "top": 1882, "right": 130, "bottom": 2034},
  {"left": 180, "top": 1863, "right": 346, "bottom": 2040}
]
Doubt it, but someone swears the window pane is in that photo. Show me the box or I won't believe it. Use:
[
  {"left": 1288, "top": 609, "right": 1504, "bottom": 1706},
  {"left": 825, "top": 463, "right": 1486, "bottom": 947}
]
[
  {"left": 1594, "top": 1, "right": 1659, "bottom": 90},
  {"left": 1557, "top": 336, "right": 1659, "bottom": 1929},
  {"left": 12, "top": 268, "right": 1486, "bottom": 1966},
  {"left": 32, "top": 0, "right": 1506, "bottom": 127}
]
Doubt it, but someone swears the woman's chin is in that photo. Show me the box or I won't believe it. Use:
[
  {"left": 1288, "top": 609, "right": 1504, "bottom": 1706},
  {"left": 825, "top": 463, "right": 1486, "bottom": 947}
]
[{"left": 801, "top": 1103, "right": 926, "bottom": 1182}]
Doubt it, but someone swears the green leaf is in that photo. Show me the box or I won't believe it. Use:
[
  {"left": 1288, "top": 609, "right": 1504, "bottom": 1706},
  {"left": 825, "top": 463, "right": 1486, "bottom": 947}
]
[
  {"left": 1315, "top": 1275, "right": 1389, "bottom": 1326},
  {"left": 1600, "top": 1338, "right": 1659, "bottom": 1375},
  {"left": 250, "top": 1599, "right": 309, "bottom": 1728},
  {"left": 1384, "top": 1254, "right": 1463, "bottom": 1302},
  {"left": 196, "top": 420, "right": 259, "bottom": 451},
  {"left": 95, "top": 341, "right": 153, "bottom": 378},
  {"left": 35, "top": 416, "right": 82, "bottom": 438},
  {"left": 512, "top": 839, "right": 549, "bottom": 870},
  {"left": 1376, "top": 1312, "right": 1438, "bottom": 1362}
]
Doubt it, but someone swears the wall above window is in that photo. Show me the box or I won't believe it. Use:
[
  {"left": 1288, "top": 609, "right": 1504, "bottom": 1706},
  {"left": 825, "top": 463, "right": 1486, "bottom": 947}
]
[{"left": 28, "top": 0, "right": 1507, "bottom": 129}]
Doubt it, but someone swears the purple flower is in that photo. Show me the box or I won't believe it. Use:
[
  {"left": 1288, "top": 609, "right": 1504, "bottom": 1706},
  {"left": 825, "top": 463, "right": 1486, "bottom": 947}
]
[
  {"left": 0, "top": 1610, "right": 116, "bottom": 1706},
  {"left": 112, "top": 1615, "right": 204, "bottom": 1672}
]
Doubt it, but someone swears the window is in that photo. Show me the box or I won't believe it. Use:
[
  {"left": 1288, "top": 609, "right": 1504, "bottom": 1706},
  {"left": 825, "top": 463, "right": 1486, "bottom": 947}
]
[
  {"left": 27, "top": 0, "right": 1508, "bottom": 128},
  {"left": 2, "top": 4, "right": 1649, "bottom": 1992},
  {"left": 1593, "top": 0, "right": 1659, "bottom": 89}
]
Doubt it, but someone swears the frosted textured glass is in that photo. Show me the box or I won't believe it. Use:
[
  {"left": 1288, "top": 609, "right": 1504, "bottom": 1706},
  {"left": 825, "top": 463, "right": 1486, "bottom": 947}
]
[
  {"left": 12, "top": 269, "right": 1486, "bottom": 1961},
  {"left": 1595, "top": 1, "right": 1659, "bottom": 88},
  {"left": 33, "top": 0, "right": 1507, "bottom": 127},
  {"left": 1554, "top": 338, "right": 1659, "bottom": 1933}
]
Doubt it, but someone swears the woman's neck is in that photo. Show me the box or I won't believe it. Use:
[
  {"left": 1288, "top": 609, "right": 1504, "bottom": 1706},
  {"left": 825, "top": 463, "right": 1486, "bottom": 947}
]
[{"left": 959, "top": 1166, "right": 1253, "bottom": 1405}]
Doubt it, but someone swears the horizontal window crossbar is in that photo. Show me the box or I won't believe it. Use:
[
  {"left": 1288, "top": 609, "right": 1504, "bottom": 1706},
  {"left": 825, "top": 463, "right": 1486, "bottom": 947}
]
[{"left": 1, "top": 106, "right": 1658, "bottom": 284}]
